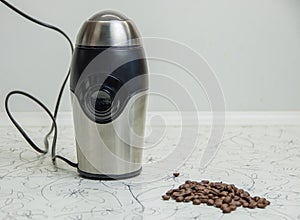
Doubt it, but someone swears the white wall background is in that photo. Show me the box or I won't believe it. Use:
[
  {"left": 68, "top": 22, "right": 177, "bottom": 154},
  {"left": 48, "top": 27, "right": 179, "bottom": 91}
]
[{"left": 1, "top": 0, "right": 300, "bottom": 112}]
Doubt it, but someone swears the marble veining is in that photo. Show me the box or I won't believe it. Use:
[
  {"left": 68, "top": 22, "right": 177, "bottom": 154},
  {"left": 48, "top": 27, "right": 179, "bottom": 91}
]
[{"left": 0, "top": 125, "right": 299, "bottom": 219}]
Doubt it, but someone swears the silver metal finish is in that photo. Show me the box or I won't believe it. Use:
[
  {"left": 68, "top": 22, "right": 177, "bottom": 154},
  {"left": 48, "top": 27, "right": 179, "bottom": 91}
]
[
  {"left": 71, "top": 10, "right": 148, "bottom": 178},
  {"left": 76, "top": 10, "right": 142, "bottom": 47},
  {"left": 71, "top": 92, "right": 148, "bottom": 175}
]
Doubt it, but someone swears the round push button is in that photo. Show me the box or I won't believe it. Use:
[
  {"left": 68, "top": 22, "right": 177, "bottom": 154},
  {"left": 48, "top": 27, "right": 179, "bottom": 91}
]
[{"left": 90, "top": 90, "right": 112, "bottom": 113}]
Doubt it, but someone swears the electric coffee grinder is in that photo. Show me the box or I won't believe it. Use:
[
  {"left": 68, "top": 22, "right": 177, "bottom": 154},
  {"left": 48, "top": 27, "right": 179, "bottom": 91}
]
[{"left": 70, "top": 10, "right": 148, "bottom": 179}]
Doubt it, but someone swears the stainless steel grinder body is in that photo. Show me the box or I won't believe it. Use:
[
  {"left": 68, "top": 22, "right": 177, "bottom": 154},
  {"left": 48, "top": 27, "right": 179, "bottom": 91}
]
[{"left": 70, "top": 11, "right": 148, "bottom": 179}]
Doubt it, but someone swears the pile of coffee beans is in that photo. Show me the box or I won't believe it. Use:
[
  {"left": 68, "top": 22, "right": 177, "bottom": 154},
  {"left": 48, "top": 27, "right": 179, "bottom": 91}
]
[{"left": 162, "top": 179, "right": 270, "bottom": 214}]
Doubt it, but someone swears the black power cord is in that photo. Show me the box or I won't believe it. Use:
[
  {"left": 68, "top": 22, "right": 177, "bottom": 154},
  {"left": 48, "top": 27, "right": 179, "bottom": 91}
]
[{"left": 1, "top": 0, "right": 78, "bottom": 168}]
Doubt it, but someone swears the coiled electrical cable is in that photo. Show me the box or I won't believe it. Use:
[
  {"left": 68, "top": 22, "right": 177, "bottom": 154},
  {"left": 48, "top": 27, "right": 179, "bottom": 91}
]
[{"left": 1, "top": 0, "right": 78, "bottom": 168}]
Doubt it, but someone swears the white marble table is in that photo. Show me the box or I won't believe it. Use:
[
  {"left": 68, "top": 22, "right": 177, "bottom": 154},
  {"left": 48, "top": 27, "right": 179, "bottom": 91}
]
[{"left": 0, "top": 124, "right": 299, "bottom": 219}]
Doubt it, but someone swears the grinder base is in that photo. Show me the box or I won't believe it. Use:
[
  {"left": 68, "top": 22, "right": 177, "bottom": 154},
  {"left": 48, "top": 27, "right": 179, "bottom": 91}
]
[{"left": 77, "top": 167, "right": 142, "bottom": 180}]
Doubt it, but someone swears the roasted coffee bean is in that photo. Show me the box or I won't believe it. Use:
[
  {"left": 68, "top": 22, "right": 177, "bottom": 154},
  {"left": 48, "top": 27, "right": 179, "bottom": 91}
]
[
  {"left": 190, "top": 185, "right": 197, "bottom": 190},
  {"left": 184, "top": 196, "right": 193, "bottom": 202},
  {"left": 171, "top": 195, "right": 177, "bottom": 199},
  {"left": 221, "top": 204, "right": 231, "bottom": 213},
  {"left": 226, "top": 185, "right": 234, "bottom": 192},
  {"left": 202, "top": 188, "right": 210, "bottom": 195},
  {"left": 248, "top": 198, "right": 256, "bottom": 204},
  {"left": 171, "top": 192, "right": 181, "bottom": 198},
  {"left": 196, "top": 185, "right": 206, "bottom": 191},
  {"left": 233, "top": 196, "right": 240, "bottom": 201},
  {"left": 193, "top": 199, "right": 201, "bottom": 205},
  {"left": 254, "top": 196, "right": 260, "bottom": 202},
  {"left": 211, "top": 188, "right": 220, "bottom": 195},
  {"left": 183, "top": 184, "right": 190, "bottom": 189},
  {"left": 176, "top": 196, "right": 184, "bottom": 202},
  {"left": 196, "top": 193, "right": 202, "bottom": 196},
  {"left": 216, "top": 185, "right": 225, "bottom": 191},
  {"left": 244, "top": 196, "right": 252, "bottom": 202},
  {"left": 223, "top": 196, "right": 232, "bottom": 203},
  {"left": 214, "top": 198, "right": 222, "bottom": 202},
  {"left": 204, "top": 184, "right": 211, "bottom": 189},
  {"left": 178, "top": 185, "right": 185, "bottom": 190},
  {"left": 208, "top": 193, "right": 214, "bottom": 199},
  {"left": 229, "top": 205, "right": 237, "bottom": 211},
  {"left": 201, "top": 180, "right": 209, "bottom": 184},
  {"left": 242, "top": 201, "right": 250, "bottom": 208},
  {"left": 199, "top": 195, "right": 208, "bottom": 199},
  {"left": 207, "top": 199, "right": 214, "bottom": 206},
  {"left": 183, "top": 190, "right": 192, "bottom": 196},
  {"left": 210, "top": 183, "right": 216, "bottom": 188},
  {"left": 173, "top": 172, "right": 180, "bottom": 177},
  {"left": 248, "top": 202, "right": 257, "bottom": 209},
  {"left": 191, "top": 181, "right": 199, "bottom": 185},
  {"left": 233, "top": 200, "right": 242, "bottom": 207},
  {"left": 200, "top": 198, "right": 208, "bottom": 203},
  {"left": 220, "top": 191, "right": 228, "bottom": 196},
  {"left": 222, "top": 207, "right": 232, "bottom": 213},
  {"left": 229, "top": 184, "right": 236, "bottom": 189},
  {"left": 237, "top": 189, "right": 244, "bottom": 195},
  {"left": 241, "top": 192, "right": 250, "bottom": 198},
  {"left": 162, "top": 195, "right": 170, "bottom": 200},
  {"left": 166, "top": 190, "right": 174, "bottom": 196},
  {"left": 257, "top": 202, "right": 267, "bottom": 209},
  {"left": 214, "top": 199, "right": 223, "bottom": 208},
  {"left": 221, "top": 204, "right": 229, "bottom": 210},
  {"left": 228, "top": 192, "right": 235, "bottom": 197}
]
